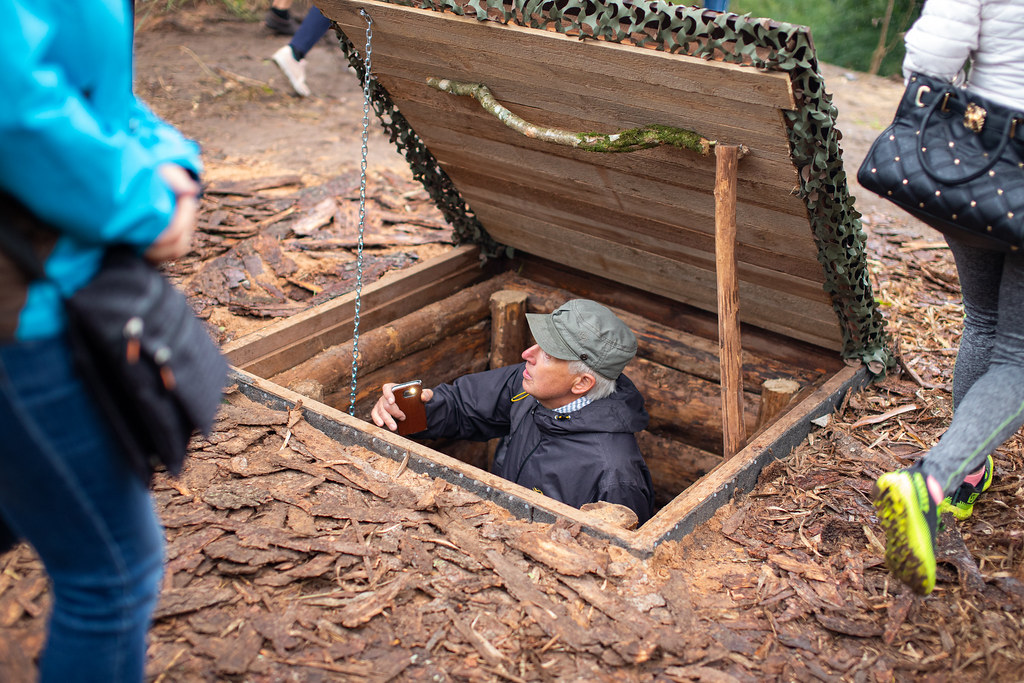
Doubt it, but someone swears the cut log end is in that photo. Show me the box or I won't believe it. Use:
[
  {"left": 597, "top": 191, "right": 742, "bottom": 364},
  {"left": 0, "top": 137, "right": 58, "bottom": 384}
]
[{"left": 754, "top": 378, "right": 801, "bottom": 432}]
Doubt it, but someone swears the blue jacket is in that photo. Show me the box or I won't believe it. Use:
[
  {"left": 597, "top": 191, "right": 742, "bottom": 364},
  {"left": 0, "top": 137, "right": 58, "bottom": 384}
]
[
  {"left": 421, "top": 364, "right": 656, "bottom": 523},
  {"left": 0, "top": 0, "right": 201, "bottom": 340}
]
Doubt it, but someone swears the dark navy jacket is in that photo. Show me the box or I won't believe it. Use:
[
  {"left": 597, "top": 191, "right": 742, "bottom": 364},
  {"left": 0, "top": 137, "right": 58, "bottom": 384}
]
[{"left": 419, "top": 363, "right": 655, "bottom": 523}]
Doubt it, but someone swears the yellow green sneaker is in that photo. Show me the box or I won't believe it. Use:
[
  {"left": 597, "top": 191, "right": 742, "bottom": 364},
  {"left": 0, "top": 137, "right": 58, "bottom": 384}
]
[
  {"left": 940, "top": 455, "right": 994, "bottom": 521},
  {"left": 872, "top": 466, "right": 939, "bottom": 595}
]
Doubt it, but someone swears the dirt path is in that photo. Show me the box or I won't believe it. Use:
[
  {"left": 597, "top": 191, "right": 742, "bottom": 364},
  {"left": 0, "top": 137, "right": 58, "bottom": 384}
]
[{"left": 135, "top": 4, "right": 411, "bottom": 186}]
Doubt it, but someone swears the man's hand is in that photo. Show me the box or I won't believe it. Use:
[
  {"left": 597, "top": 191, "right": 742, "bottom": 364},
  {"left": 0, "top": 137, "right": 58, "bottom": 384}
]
[
  {"left": 371, "top": 382, "right": 433, "bottom": 432},
  {"left": 146, "top": 164, "right": 201, "bottom": 263}
]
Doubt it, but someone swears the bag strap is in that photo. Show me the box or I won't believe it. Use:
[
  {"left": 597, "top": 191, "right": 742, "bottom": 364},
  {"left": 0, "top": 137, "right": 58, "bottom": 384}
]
[
  {"left": 0, "top": 192, "right": 49, "bottom": 282},
  {"left": 915, "top": 85, "right": 1016, "bottom": 185}
]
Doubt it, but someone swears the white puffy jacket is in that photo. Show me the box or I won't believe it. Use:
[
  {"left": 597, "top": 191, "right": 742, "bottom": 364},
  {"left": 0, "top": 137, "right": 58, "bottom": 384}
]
[{"left": 903, "top": 0, "right": 1024, "bottom": 111}]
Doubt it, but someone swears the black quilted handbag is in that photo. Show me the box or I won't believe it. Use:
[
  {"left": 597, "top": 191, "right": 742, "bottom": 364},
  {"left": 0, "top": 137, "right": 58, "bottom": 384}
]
[
  {"left": 0, "top": 194, "right": 227, "bottom": 483},
  {"left": 63, "top": 246, "right": 228, "bottom": 482},
  {"left": 858, "top": 72, "right": 1024, "bottom": 251}
]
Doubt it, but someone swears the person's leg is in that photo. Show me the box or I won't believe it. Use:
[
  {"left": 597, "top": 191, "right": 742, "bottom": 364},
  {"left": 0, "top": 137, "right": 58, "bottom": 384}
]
[
  {"left": 874, "top": 240, "right": 1024, "bottom": 594},
  {"left": 0, "top": 513, "right": 17, "bottom": 556},
  {"left": 0, "top": 335, "right": 164, "bottom": 683},
  {"left": 265, "top": 0, "right": 297, "bottom": 35},
  {"left": 921, "top": 244, "right": 1024, "bottom": 494},
  {"left": 272, "top": 7, "right": 331, "bottom": 97},
  {"left": 290, "top": 7, "right": 332, "bottom": 60},
  {"left": 945, "top": 236, "right": 1002, "bottom": 410},
  {"left": 928, "top": 236, "right": 1002, "bottom": 518}
]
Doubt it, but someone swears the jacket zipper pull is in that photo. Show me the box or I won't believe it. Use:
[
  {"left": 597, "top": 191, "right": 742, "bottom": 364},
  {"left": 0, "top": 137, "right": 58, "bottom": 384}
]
[
  {"left": 155, "top": 347, "right": 176, "bottom": 390},
  {"left": 124, "top": 316, "right": 143, "bottom": 364}
]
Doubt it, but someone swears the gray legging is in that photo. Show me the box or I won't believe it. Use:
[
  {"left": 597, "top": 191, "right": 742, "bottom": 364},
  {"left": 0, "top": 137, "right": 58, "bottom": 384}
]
[{"left": 920, "top": 234, "right": 1024, "bottom": 495}]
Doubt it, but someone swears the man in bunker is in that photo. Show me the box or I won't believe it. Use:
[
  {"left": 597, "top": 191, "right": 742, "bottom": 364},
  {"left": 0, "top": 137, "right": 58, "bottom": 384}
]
[{"left": 370, "top": 299, "right": 655, "bottom": 523}]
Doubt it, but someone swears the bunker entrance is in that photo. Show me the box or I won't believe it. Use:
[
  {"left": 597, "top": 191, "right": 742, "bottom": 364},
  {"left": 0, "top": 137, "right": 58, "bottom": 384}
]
[
  {"left": 226, "top": 245, "right": 866, "bottom": 553},
  {"left": 224, "top": 0, "right": 889, "bottom": 553}
]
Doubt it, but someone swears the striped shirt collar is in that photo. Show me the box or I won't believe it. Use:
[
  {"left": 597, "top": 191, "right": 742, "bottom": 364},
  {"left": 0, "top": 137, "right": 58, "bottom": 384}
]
[{"left": 552, "top": 395, "right": 593, "bottom": 414}]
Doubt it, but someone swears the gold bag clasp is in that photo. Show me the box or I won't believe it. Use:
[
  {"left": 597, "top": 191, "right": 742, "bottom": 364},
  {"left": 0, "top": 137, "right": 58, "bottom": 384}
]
[{"left": 963, "top": 102, "right": 987, "bottom": 133}]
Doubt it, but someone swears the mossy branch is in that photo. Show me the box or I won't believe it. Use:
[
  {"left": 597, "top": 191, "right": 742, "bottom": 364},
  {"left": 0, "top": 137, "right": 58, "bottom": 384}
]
[{"left": 427, "top": 77, "right": 730, "bottom": 156}]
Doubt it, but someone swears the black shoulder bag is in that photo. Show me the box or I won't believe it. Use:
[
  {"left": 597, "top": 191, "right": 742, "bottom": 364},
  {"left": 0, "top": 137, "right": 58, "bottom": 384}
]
[
  {"left": 0, "top": 194, "right": 228, "bottom": 482},
  {"left": 858, "top": 72, "right": 1024, "bottom": 251}
]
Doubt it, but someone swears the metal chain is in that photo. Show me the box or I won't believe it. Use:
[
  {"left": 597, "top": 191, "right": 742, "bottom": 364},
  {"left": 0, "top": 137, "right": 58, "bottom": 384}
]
[{"left": 349, "top": 9, "right": 373, "bottom": 416}]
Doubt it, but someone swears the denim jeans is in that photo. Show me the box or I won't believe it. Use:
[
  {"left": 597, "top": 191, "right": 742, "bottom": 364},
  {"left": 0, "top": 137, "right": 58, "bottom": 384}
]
[
  {"left": 0, "top": 334, "right": 164, "bottom": 683},
  {"left": 290, "top": 7, "right": 331, "bottom": 60}
]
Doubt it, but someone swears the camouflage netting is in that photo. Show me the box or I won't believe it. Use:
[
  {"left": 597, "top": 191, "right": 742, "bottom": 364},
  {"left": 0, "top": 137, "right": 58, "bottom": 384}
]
[{"left": 334, "top": 1, "right": 893, "bottom": 372}]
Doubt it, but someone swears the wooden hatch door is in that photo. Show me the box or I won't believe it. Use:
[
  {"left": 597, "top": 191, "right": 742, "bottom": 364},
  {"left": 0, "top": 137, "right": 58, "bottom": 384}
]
[{"left": 319, "top": 0, "right": 844, "bottom": 353}]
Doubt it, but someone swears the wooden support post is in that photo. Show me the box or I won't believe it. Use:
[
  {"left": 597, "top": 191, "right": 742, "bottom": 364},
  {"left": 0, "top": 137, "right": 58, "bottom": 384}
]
[
  {"left": 754, "top": 378, "right": 801, "bottom": 433},
  {"left": 489, "top": 290, "right": 529, "bottom": 369},
  {"left": 715, "top": 144, "right": 745, "bottom": 458}
]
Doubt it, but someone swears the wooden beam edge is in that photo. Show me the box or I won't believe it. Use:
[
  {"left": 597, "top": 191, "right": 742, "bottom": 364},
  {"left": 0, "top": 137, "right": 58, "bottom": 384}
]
[
  {"left": 229, "top": 368, "right": 643, "bottom": 553},
  {"left": 631, "top": 362, "right": 869, "bottom": 551},
  {"left": 323, "top": 0, "right": 797, "bottom": 111},
  {"left": 230, "top": 362, "right": 867, "bottom": 558},
  {"left": 222, "top": 245, "right": 482, "bottom": 369}
]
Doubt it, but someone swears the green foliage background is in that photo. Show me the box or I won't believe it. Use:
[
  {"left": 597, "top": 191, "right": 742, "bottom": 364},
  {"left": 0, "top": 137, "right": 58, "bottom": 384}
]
[{"left": 730, "top": 0, "right": 922, "bottom": 77}]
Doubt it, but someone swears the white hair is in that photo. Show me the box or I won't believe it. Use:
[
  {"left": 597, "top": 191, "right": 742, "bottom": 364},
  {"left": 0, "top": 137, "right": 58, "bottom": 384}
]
[{"left": 568, "top": 359, "right": 616, "bottom": 401}]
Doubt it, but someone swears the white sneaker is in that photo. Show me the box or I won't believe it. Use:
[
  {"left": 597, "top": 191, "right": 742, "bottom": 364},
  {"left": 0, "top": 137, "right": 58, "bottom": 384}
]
[{"left": 272, "top": 45, "right": 311, "bottom": 97}]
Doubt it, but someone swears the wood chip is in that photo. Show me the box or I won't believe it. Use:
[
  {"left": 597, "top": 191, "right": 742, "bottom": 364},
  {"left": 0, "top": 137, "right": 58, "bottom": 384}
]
[
  {"left": 336, "top": 573, "right": 415, "bottom": 628},
  {"left": 813, "top": 612, "right": 883, "bottom": 638},
  {"left": 850, "top": 403, "right": 919, "bottom": 429},
  {"left": 206, "top": 175, "right": 302, "bottom": 195},
  {"left": 154, "top": 583, "right": 236, "bottom": 620},
  {"left": 768, "top": 553, "right": 830, "bottom": 583},
  {"left": 883, "top": 589, "right": 915, "bottom": 645},
  {"left": 513, "top": 530, "right": 603, "bottom": 577}
]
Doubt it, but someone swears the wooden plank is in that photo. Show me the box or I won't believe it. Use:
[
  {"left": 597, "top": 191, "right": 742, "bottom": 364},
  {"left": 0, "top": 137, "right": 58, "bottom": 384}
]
[
  {"left": 415, "top": 132, "right": 808, "bottom": 231},
  {"left": 636, "top": 431, "right": 724, "bottom": 508},
  {"left": 222, "top": 245, "right": 489, "bottom": 376},
  {"left": 324, "top": 0, "right": 796, "bottom": 110},
  {"left": 375, "top": 89, "right": 799, "bottom": 189},
  {"left": 483, "top": 198, "right": 834, "bottom": 310},
  {"left": 369, "top": 67, "right": 796, "bottom": 161},
  {"left": 330, "top": 320, "right": 492, "bottom": 416},
  {"left": 409, "top": 119, "right": 806, "bottom": 217},
  {"left": 270, "top": 275, "right": 509, "bottom": 394},
  {"left": 429, "top": 157, "right": 823, "bottom": 278},
  {"left": 477, "top": 196, "right": 833, "bottom": 304},
  {"left": 514, "top": 257, "right": 843, "bottom": 373},
  {"left": 628, "top": 356, "right": 759, "bottom": 454},
  {"left": 479, "top": 206, "right": 843, "bottom": 349},
  {"left": 715, "top": 145, "right": 745, "bottom": 459},
  {"left": 464, "top": 187, "right": 824, "bottom": 288}
]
